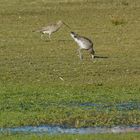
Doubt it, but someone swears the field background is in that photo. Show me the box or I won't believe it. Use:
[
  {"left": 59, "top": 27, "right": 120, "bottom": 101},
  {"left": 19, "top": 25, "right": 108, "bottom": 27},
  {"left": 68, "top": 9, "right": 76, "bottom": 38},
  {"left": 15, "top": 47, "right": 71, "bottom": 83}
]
[{"left": 0, "top": 0, "right": 140, "bottom": 133}]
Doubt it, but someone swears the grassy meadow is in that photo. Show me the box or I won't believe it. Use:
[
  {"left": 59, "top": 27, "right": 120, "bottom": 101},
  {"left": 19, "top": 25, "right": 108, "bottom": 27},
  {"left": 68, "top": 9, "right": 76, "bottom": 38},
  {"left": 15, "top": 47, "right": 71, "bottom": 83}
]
[
  {"left": 1, "top": 133, "right": 140, "bottom": 140},
  {"left": 0, "top": 0, "right": 140, "bottom": 137}
]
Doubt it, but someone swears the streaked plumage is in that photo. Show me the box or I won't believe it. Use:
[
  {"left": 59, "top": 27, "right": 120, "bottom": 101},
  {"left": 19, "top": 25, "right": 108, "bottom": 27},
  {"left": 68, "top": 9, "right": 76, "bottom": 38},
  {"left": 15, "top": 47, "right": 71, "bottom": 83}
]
[
  {"left": 34, "top": 20, "right": 70, "bottom": 40},
  {"left": 70, "top": 32, "right": 95, "bottom": 60}
]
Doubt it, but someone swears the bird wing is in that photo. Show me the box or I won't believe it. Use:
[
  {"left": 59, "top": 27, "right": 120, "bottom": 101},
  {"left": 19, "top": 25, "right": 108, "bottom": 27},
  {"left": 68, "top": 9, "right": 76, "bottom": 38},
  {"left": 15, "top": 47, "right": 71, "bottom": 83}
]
[
  {"left": 40, "top": 26, "right": 50, "bottom": 31},
  {"left": 80, "top": 37, "right": 93, "bottom": 49},
  {"left": 41, "top": 23, "right": 57, "bottom": 30}
]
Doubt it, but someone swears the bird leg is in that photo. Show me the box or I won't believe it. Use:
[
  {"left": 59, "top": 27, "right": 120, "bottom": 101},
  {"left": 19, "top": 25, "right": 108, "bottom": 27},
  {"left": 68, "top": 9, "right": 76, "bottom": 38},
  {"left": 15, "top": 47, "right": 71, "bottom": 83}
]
[
  {"left": 78, "top": 48, "right": 83, "bottom": 60},
  {"left": 91, "top": 54, "right": 94, "bottom": 60},
  {"left": 48, "top": 33, "right": 51, "bottom": 40},
  {"left": 41, "top": 34, "right": 44, "bottom": 40},
  {"left": 89, "top": 48, "right": 95, "bottom": 60}
]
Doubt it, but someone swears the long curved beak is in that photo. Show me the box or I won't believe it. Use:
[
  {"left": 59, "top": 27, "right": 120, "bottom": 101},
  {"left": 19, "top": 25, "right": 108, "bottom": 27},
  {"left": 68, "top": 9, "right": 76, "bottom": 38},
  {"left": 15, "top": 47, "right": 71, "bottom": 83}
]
[{"left": 63, "top": 22, "right": 71, "bottom": 29}]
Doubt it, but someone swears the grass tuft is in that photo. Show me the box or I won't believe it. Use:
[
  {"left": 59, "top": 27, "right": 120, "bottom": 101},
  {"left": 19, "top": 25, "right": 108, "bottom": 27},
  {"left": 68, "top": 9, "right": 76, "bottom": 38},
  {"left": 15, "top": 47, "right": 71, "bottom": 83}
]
[{"left": 110, "top": 15, "right": 126, "bottom": 26}]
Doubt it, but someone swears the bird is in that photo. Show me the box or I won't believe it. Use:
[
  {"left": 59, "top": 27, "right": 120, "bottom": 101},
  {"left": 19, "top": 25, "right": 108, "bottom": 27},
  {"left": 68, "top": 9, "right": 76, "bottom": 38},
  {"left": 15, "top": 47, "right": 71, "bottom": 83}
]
[
  {"left": 33, "top": 20, "right": 70, "bottom": 40},
  {"left": 70, "top": 32, "right": 95, "bottom": 60}
]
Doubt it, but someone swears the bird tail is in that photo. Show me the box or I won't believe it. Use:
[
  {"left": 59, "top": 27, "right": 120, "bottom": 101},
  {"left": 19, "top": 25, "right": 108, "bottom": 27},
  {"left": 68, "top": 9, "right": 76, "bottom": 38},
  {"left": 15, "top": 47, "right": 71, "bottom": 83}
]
[{"left": 32, "top": 29, "right": 41, "bottom": 33}]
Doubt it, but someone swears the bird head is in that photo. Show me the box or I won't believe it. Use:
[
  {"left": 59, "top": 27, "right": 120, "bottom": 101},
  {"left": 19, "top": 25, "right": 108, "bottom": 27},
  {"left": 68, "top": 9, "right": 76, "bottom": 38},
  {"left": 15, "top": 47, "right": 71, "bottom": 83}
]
[
  {"left": 57, "top": 20, "right": 71, "bottom": 29},
  {"left": 70, "top": 32, "right": 78, "bottom": 39},
  {"left": 57, "top": 20, "right": 63, "bottom": 26}
]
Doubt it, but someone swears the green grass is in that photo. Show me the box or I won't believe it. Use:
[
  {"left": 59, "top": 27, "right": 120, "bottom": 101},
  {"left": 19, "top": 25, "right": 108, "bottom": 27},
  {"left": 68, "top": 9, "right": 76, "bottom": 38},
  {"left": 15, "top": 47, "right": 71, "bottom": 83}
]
[
  {"left": 1, "top": 133, "right": 140, "bottom": 140},
  {"left": 0, "top": 0, "right": 140, "bottom": 130},
  {"left": 0, "top": 85, "right": 140, "bottom": 127}
]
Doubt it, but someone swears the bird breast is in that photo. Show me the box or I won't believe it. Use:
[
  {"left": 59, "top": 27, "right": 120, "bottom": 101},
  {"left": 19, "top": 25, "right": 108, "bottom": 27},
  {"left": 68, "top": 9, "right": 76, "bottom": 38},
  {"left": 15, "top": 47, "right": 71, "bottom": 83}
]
[
  {"left": 73, "top": 38, "right": 91, "bottom": 49},
  {"left": 43, "top": 30, "right": 51, "bottom": 34}
]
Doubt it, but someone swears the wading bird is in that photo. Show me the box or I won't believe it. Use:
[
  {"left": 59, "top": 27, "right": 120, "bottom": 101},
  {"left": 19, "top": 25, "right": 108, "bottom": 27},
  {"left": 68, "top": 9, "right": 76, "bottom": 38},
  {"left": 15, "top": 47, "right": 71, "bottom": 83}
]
[
  {"left": 33, "top": 20, "right": 70, "bottom": 40},
  {"left": 70, "top": 32, "right": 95, "bottom": 60}
]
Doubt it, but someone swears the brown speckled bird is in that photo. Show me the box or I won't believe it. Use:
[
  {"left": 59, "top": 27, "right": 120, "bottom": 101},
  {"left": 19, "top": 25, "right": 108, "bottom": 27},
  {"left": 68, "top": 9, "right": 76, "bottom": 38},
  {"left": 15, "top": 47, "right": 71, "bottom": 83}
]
[{"left": 34, "top": 20, "right": 70, "bottom": 40}]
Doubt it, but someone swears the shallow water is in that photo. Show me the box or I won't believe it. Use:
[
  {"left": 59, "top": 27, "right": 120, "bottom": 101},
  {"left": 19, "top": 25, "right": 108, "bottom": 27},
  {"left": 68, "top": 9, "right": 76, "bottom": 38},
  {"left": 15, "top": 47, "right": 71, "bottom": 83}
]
[
  {"left": 1, "top": 101, "right": 140, "bottom": 134},
  {"left": 77, "top": 101, "right": 140, "bottom": 111},
  {"left": 0, "top": 125, "right": 140, "bottom": 134}
]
